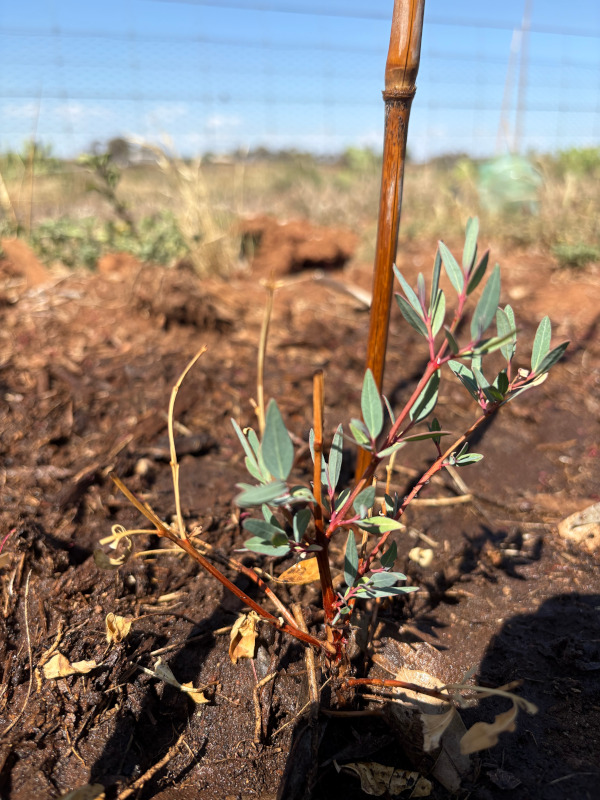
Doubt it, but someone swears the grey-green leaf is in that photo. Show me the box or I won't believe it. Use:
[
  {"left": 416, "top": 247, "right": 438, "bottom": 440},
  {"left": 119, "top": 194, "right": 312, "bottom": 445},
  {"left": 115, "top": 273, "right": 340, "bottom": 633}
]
[
  {"left": 261, "top": 399, "right": 294, "bottom": 481},
  {"left": 463, "top": 216, "right": 479, "bottom": 273},
  {"left": 495, "top": 307, "right": 516, "bottom": 362},
  {"left": 344, "top": 531, "right": 359, "bottom": 588},
  {"left": 448, "top": 360, "right": 480, "bottom": 402},
  {"left": 535, "top": 341, "right": 569, "bottom": 375},
  {"left": 456, "top": 453, "right": 484, "bottom": 465},
  {"left": 431, "top": 290, "right": 446, "bottom": 337},
  {"left": 531, "top": 315, "right": 551, "bottom": 372},
  {"left": 293, "top": 508, "right": 312, "bottom": 542},
  {"left": 409, "top": 372, "right": 440, "bottom": 423},
  {"left": 349, "top": 418, "right": 372, "bottom": 448},
  {"left": 361, "top": 369, "right": 384, "bottom": 440},
  {"left": 396, "top": 295, "right": 429, "bottom": 338},
  {"left": 439, "top": 241, "right": 464, "bottom": 294},
  {"left": 430, "top": 248, "right": 442, "bottom": 308},
  {"left": 467, "top": 250, "right": 489, "bottom": 295},
  {"left": 235, "top": 480, "right": 288, "bottom": 507},
  {"left": 328, "top": 424, "right": 344, "bottom": 492},
  {"left": 393, "top": 265, "right": 425, "bottom": 319},
  {"left": 470, "top": 264, "right": 501, "bottom": 341},
  {"left": 243, "top": 517, "right": 283, "bottom": 540},
  {"left": 243, "top": 537, "right": 290, "bottom": 557},
  {"left": 353, "top": 485, "right": 376, "bottom": 517},
  {"left": 380, "top": 541, "right": 398, "bottom": 569},
  {"left": 444, "top": 327, "right": 460, "bottom": 355}
]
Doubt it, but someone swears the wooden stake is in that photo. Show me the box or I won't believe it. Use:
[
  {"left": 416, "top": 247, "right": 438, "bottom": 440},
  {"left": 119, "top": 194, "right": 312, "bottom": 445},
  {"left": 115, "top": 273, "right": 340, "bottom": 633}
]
[{"left": 355, "top": 0, "right": 425, "bottom": 481}]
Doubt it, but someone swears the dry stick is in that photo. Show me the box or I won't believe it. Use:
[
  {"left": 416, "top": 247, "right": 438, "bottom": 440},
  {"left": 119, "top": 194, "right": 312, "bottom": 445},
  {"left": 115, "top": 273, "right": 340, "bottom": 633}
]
[
  {"left": 110, "top": 474, "right": 334, "bottom": 656},
  {"left": 256, "top": 278, "right": 280, "bottom": 437},
  {"left": 355, "top": 0, "right": 425, "bottom": 482},
  {"left": 292, "top": 604, "right": 319, "bottom": 719},
  {"left": 168, "top": 346, "right": 208, "bottom": 539},
  {"left": 116, "top": 729, "right": 188, "bottom": 800},
  {"left": 311, "top": 372, "right": 336, "bottom": 633}
]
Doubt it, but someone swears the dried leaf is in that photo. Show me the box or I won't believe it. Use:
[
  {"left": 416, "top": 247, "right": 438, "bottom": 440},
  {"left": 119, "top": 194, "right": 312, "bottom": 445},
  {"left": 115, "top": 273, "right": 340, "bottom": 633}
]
[
  {"left": 93, "top": 535, "right": 133, "bottom": 570},
  {"left": 105, "top": 613, "right": 133, "bottom": 644},
  {"left": 421, "top": 706, "right": 458, "bottom": 752},
  {"left": 460, "top": 705, "right": 518, "bottom": 754},
  {"left": 336, "top": 761, "right": 431, "bottom": 797},
  {"left": 558, "top": 502, "right": 600, "bottom": 554},
  {"left": 43, "top": 653, "right": 98, "bottom": 680},
  {"left": 276, "top": 557, "right": 320, "bottom": 585},
  {"left": 58, "top": 785, "right": 106, "bottom": 800},
  {"left": 408, "top": 547, "right": 434, "bottom": 568},
  {"left": 181, "top": 681, "right": 210, "bottom": 705},
  {"left": 229, "top": 611, "right": 259, "bottom": 663},
  {"left": 0, "top": 552, "right": 12, "bottom": 569}
]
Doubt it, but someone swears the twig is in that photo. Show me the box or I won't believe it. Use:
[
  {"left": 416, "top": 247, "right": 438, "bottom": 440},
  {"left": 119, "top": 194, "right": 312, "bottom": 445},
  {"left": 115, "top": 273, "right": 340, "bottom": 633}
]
[
  {"left": 292, "top": 604, "right": 319, "bottom": 719},
  {"left": 253, "top": 672, "right": 277, "bottom": 743},
  {"left": 168, "top": 346, "right": 208, "bottom": 539},
  {"left": 1, "top": 571, "right": 33, "bottom": 739},
  {"left": 116, "top": 729, "right": 188, "bottom": 800}
]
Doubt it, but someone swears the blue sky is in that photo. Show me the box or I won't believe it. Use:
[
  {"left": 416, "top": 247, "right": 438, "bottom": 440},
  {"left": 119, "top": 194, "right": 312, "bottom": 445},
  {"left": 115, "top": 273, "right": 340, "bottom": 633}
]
[{"left": 1, "top": 0, "right": 599, "bottom": 159}]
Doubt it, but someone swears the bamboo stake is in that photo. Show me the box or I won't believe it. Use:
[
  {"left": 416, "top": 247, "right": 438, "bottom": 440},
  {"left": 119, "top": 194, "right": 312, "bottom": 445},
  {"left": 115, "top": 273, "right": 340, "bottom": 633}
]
[{"left": 355, "top": 0, "right": 425, "bottom": 481}]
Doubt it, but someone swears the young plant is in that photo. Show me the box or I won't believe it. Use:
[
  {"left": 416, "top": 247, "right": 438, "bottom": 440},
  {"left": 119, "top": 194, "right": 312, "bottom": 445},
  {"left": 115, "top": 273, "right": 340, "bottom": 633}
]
[{"left": 106, "top": 218, "right": 568, "bottom": 679}]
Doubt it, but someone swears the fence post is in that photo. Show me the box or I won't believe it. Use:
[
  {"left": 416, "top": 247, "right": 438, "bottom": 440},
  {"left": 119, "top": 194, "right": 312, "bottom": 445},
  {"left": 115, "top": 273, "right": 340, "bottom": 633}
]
[{"left": 355, "top": 0, "right": 425, "bottom": 481}]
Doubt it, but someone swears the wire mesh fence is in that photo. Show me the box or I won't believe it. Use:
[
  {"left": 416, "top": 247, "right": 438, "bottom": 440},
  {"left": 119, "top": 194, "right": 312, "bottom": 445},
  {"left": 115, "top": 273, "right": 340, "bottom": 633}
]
[{"left": 1, "top": 4, "right": 599, "bottom": 160}]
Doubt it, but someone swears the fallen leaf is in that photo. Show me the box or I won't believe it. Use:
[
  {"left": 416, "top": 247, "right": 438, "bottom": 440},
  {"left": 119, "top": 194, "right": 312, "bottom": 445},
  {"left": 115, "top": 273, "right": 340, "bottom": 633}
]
[
  {"left": 460, "top": 704, "right": 518, "bottom": 754},
  {"left": 408, "top": 547, "right": 434, "bottom": 568},
  {"left": 336, "top": 761, "right": 431, "bottom": 797},
  {"left": 0, "top": 553, "right": 12, "bottom": 569},
  {"left": 558, "top": 502, "right": 600, "bottom": 554},
  {"left": 139, "top": 658, "right": 209, "bottom": 705},
  {"left": 43, "top": 653, "right": 98, "bottom": 679},
  {"left": 58, "top": 785, "right": 106, "bottom": 800},
  {"left": 93, "top": 535, "right": 133, "bottom": 570},
  {"left": 229, "top": 611, "right": 259, "bottom": 664},
  {"left": 105, "top": 613, "right": 133, "bottom": 644},
  {"left": 181, "top": 681, "right": 210, "bottom": 704},
  {"left": 276, "top": 557, "right": 320, "bottom": 585}
]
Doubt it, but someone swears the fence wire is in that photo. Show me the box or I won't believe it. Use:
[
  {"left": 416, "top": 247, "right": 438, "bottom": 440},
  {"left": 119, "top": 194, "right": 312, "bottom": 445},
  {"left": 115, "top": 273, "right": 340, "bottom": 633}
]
[{"left": 1, "top": 8, "right": 599, "bottom": 159}]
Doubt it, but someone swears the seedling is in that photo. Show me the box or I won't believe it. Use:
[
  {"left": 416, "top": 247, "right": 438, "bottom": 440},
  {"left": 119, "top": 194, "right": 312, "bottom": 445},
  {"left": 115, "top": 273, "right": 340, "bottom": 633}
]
[{"left": 106, "top": 218, "right": 568, "bottom": 676}]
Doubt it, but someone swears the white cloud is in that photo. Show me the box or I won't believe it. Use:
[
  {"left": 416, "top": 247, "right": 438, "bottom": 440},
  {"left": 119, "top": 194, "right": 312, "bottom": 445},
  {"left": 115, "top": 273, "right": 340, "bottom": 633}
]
[
  {"left": 204, "top": 113, "right": 242, "bottom": 132},
  {"left": 1, "top": 101, "right": 40, "bottom": 120}
]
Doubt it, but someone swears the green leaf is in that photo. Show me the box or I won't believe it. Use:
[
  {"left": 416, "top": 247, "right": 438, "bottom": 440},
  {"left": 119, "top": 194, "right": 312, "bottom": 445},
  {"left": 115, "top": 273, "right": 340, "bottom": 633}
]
[
  {"left": 456, "top": 452, "right": 484, "bottom": 465},
  {"left": 247, "top": 428, "right": 261, "bottom": 459},
  {"left": 430, "top": 248, "right": 442, "bottom": 309},
  {"left": 471, "top": 264, "right": 501, "bottom": 340},
  {"left": 243, "top": 517, "right": 283, "bottom": 539},
  {"left": 531, "top": 315, "right": 551, "bottom": 372},
  {"left": 344, "top": 531, "right": 358, "bottom": 588},
  {"left": 309, "top": 428, "right": 328, "bottom": 486},
  {"left": 243, "top": 536, "right": 290, "bottom": 557},
  {"left": 496, "top": 370, "right": 509, "bottom": 395},
  {"left": 384, "top": 493, "right": 401, "bottom": 516},
  {"left": 356, "top": 584, "right": 418, "bottom": 599},
  {"left": 383, "top": 395, "right": 396, "bottom": 424},
  {"left": 409, "top": 372, "right": 440, "bottom": 423},
  {"left": 289, "top": 485, "right": 317, "bottom": 503},
  {"left": 353, "top": 485, "right": 376, "bottom": 517},
  {"left": 444, "top": 327, "right": 460, "bottom": 355},
  {"left": 400, "top": 429, "right": 451, "bottom": 443},
  {"left": 377, "top": 442, "right": 406, "bottom": 459},
  {"left": 396, "top": 295, "right": 429, "bottom": 338},
  {"left": 357, "top": 515, "right": 402, "bottom": 534},
  {"left": 235, "top": 481, "right": 288, "bottom": 507},
  {"left": 231, "top": 419, "right": 258, "bottom": 467},
  {"left": 335, "top": 487, "right": 352, "bottom": 512},
  {"left": 417, "top": 272, "right": 426, "bottom": 308},
  {"left": 431, "top": 290, "right": 446, "bottom": 336},
  {"left": 393, "top": 265, "right": 425, "bottom": 319},
  {"left": 439, "top": 241, "right": 464, "bottom": 294},
  {"left": 369, "top": 571, "right": 406, "bottom": 587},
  {"left": 535, "top": 341, "right": 569, "bottom": 375},
  {"left": 293, "top": 508, "right": 311, "bottom": 542},
  {"left": 448, "top": 360, "right": 480, "bottom": 402},
  {"left": 328, "top": 424, "right": 344, "bottom": 493},
  {"left": 244, "top": 456, "right": 265, "bottom": 483},
  {"left": 261, "top": 400, "right": 294, "bottom": 481},
  {"left": 466, "top": 330, "right": 520, "bottom": 357},
  {"left": 467, "top": 250, "right": 489, "bottom": 295},
  {"left": 349, "top": 418, "right": 372, "bottom": 448},
  {"left": 463, "top": 216, "right": 479, "bottom": 272},
  {"left": 380, "top": 541, "right": 398, "bottom": 569},
  {"left": 361, "top": 369, "right": 384, "bottom": 440},
  {"left": 429, "top": 417, "right": 442, "bottom": 445},
  {"left": 495, "top": 307, "right": 516, "bottom": 362}
]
